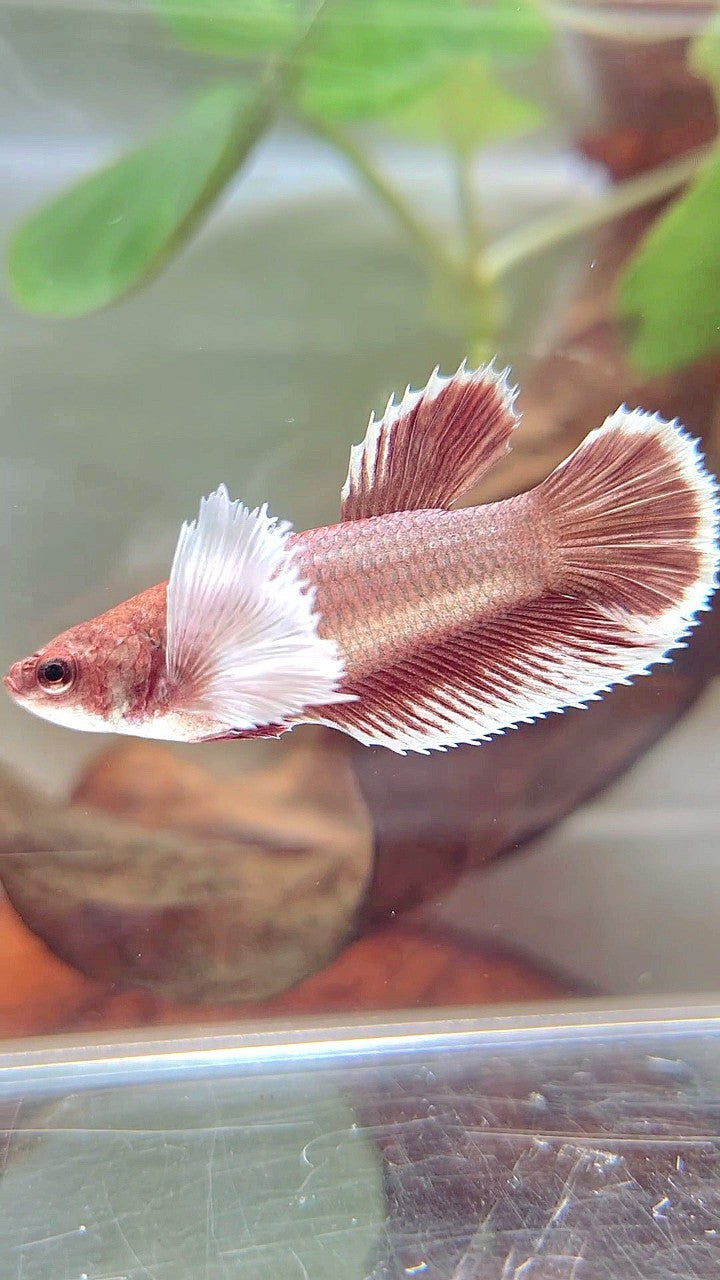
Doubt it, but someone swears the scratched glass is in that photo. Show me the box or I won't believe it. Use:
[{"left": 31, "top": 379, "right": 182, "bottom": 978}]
[{"left": 2, "top": 1009, "right": 720, "bottom": 1278}]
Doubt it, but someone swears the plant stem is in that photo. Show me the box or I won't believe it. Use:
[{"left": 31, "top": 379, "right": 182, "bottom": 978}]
[
  {"left": 303, "top": 115, "right": 507, "bottom": 357},
  {"left": 453, "top": 147, "right": 484, "bottom": 271},
  {"left": 483, "top": 144, "right": 713, "bottom": 282},
  {"left": 167, "top": 0, "right": 335, "bottom": 267},
  {"left": 300, "top": 113, "right": 462, "bottom": 281}
]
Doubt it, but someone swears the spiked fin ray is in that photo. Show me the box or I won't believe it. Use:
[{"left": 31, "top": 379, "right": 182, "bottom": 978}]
[{"left": 340, "top": 361, "right": 520, "bottom": 521}]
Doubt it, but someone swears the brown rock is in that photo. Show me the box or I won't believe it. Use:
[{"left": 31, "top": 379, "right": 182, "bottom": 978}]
[
  {"left": 0, "top": 729, "right": 372, "bottom": 1003},
  {"left": 72, "top": 727, "right": 362, "bottom": 858},
  {"left": 0, "top": 890, "right": 570, "bottom": 1039}
]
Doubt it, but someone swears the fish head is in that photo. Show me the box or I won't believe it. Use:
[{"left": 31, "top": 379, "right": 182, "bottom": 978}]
[
  {"left": 4, "top": 588, "right": 167, "bottom": 735},
  {"left": 3, "top": 487, "right": 351, "bottom": 744}
]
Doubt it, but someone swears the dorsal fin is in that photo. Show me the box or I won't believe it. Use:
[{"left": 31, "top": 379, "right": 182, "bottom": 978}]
[{"left": 340, "top": 360, "right": 520, "bottom": 521}]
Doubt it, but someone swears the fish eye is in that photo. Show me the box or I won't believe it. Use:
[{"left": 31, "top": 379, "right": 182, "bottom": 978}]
[{"left": 37, "top": 656, "right": 76, "bottom": 694}]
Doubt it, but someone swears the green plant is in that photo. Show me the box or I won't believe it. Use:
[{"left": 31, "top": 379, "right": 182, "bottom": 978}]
[
  {"left": 11, "top": 0, "right": 718, "bottom": 376},
  {"left": 7, "top": 0, "right": 550, "bottom": 357},
  {"left": 616, "top": 11, "right": 720, "bottom": 374}
]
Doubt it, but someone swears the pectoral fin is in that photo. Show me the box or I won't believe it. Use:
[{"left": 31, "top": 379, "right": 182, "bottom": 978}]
[{"left": 165, "top": 486, "right": 348, "bottom": 733}]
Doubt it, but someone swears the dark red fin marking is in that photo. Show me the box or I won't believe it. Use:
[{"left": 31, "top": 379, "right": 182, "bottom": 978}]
[
  {"left": 340, "top": 361, "right": 520, "bottom": 521},
  {"left": 540, "top": 406, "right": 718, "bottom": 622},
  {"left": 315, "top": 408, "right": 718, "bottom": 754}
]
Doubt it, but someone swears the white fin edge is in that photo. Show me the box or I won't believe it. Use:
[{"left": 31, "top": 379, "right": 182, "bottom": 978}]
[{"left": 166, "top": 486, "right": 349, "bottom": 732}]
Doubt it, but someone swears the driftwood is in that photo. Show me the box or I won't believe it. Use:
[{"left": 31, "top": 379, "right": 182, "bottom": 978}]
[{"left": 358, "top": 98, "right": 720, "bottom": 920}]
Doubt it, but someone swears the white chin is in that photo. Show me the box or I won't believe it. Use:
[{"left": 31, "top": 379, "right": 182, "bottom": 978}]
[
  {"left": 17, "top": 698, "right": 222, "bottom": 743},
  {"left": 114, "top": 710, "right": 222, "bottom": 742},
  {"left": 19, "top": 699, "right": 116, "bottom": 734}
]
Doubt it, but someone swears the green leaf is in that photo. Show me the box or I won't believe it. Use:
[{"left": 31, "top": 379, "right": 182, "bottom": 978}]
[
  {"left": 387, "top": 57, "right": 544, "bottom": 152},
  {"left": 300, "top": 0, "right": 550, "bottom": 121},
  {"left": 617, "top": 149, "right": 720, "bottom": 374},
  {"left": 690, "top": 9, "right": 720, "bottom": 98},
  {"left": 157, "top": 0, "right": 550, "bottom": 121},
  {"left": 158, "top": 0, "right": 302, "bottom": 58},
  {"left": 8, "top": 80, "right": 260, "bottom": 317}
]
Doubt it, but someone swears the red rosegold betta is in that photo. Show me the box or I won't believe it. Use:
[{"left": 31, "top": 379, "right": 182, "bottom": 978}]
[{"left": 4, "top": 363, "right": 719, "bottom": 753}]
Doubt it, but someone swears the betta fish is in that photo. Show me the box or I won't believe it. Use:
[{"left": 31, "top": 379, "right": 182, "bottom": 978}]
[{"left": 4, "top": 362, "right": 718, "bottom": 753}]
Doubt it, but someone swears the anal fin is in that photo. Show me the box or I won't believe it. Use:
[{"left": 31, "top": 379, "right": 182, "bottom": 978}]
[{"left": 308, "top": 591, "right": 683, "bottom": 754}]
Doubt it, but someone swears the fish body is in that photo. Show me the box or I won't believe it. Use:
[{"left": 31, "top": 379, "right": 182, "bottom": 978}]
[
  {"left": 5, "top": 362, "right": 718, "bottom": 752},
  {"left": 295, "top": 497, "right": 546, "bottom": 678}
]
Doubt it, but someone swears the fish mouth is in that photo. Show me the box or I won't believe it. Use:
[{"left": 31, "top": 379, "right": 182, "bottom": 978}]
[{"left": 3, "top": 671, "right": 21, "bottom": 696}]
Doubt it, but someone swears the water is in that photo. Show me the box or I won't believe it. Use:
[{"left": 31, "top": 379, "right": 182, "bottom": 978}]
[
  {"left": 0, "top": 43, "right": 599, "bottom": 785},
  {"left": 1, "top": 0, "right": 718, "bottom": 1006}
]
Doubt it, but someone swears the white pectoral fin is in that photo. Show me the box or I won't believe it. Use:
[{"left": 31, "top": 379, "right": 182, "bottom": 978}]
[{"left": 165, "top": 486, "right": 348, "bottom": 732}]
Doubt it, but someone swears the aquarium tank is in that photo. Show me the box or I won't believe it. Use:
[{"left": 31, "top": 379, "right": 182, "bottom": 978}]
[{"left": 1, "top": 0, "right": 720, "bottom": 1276}]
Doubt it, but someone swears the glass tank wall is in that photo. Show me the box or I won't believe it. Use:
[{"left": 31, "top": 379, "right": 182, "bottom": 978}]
[{"left": 0, "top": 2, "right": 719, "bottom": 1273}]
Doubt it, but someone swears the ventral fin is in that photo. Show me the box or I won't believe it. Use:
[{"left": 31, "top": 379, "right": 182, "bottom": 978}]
[
  {"left": 340, "top": 360, "right": 520, "bottom": 521},
  {"left": 165, "top": 486, "right": 348, "bottom": 733}
]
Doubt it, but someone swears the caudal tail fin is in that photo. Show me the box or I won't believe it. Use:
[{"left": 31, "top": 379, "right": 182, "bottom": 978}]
[{"left": 539, "top": 406, "right": 718, "bottom": 646}]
